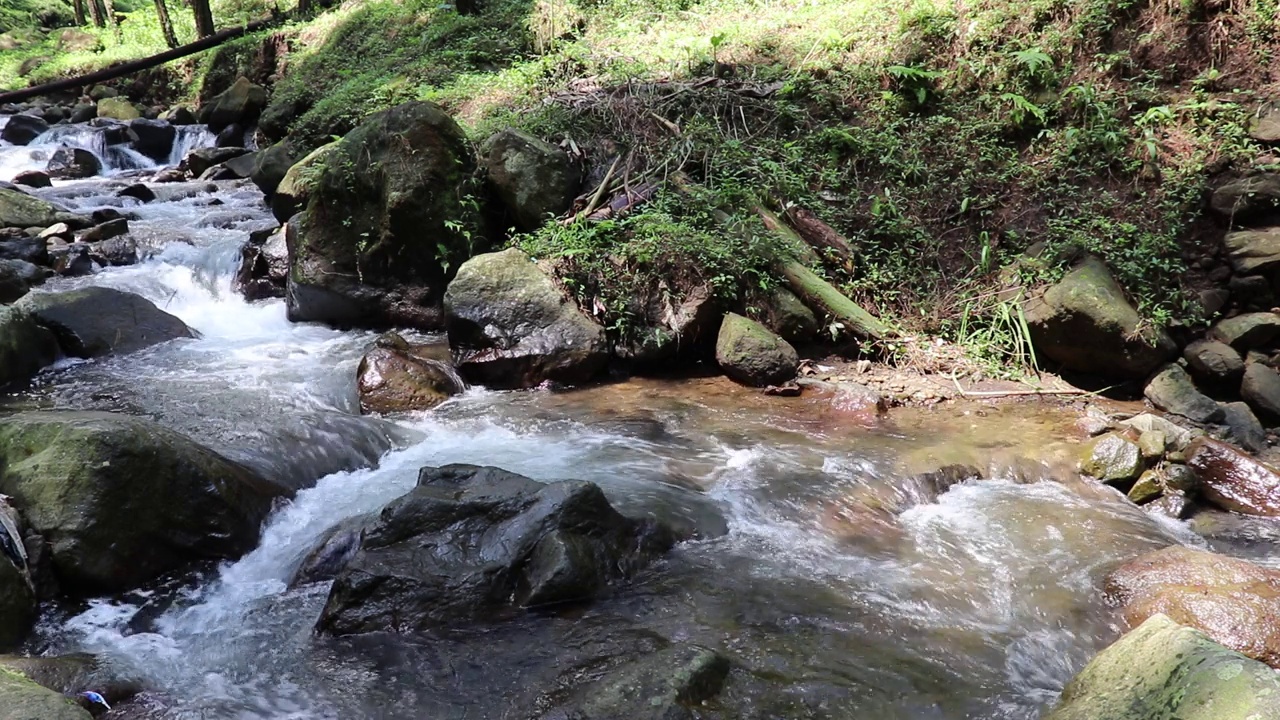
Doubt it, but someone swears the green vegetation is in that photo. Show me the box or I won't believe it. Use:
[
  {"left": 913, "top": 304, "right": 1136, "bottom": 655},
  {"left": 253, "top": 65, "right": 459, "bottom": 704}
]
[{"left": 6, "top": 0, "right": 1277, "bottom": 376}]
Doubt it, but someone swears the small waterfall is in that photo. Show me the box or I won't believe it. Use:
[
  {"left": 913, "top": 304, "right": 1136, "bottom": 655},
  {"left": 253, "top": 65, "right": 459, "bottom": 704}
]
[{"left": 168, "top": 125, "right": 216, "bottom": 167}]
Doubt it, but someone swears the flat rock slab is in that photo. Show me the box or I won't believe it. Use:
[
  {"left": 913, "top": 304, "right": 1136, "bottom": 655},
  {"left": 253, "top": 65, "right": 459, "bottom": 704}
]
[{"left": 16, "top": 286, "right": 193, "bottom": 358}]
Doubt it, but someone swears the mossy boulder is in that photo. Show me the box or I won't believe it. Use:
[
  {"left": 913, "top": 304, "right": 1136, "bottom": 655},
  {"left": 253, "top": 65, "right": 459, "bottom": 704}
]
[
  {"left": 54, "top": 28, "right": 99, "bottom": 52},
  {"left": 0, "top": 654, "right": 141, "bottom": 708},
  {"left": 287, "top": 102, "right": 487, "bottom": 330},
  {"left": 1045, "top": 613, "right": 1280, "bottom": 720},
  {"left": 565, "top": 644, "right": 732, "bottom": 719},
  {"left": 480, "top": 128, "right": 579, "bottom": 231},
  {"left": 1023, "top": 257, "right": 1175, "bottom": 379},
  {"left": 0, "top": 187, "right": 62, "bottom": 229},
  {"left": 356, "top": 333, "right": 464, "bottom": 414},
  {"left": 0, "top": 306, "right": 59, "bottom": 388},
  {"left": 715, "top": 312, "right": 799, "bottom": 387},
  {"left": 1081, "top": 433, "right": 1143, "bottom": 483},
  {"left": 0, "top": 668, "right": 91, "bottom": 720},
  {"left": 250, "top": 139, "right": 300, "bottom": 198},
  {"left": 16, "top": 287, "right": 192, "bottom": 358},
  {"left": 445, "top": 248, "right": 609, "bottom": 388},
  {"left": 0, "top": 411, "right": 290, "bottom": 594},
  {"left": 198, "top": 76, "right": 268, "bottom": 133},
  {"left": 271, "top": 141, "right": 336, "bottom": 222},
  {"left": 95, "top": 97, "right": 141, "bottom": 121},
  {"left": 760, "top": 286, "right": 819, "bottom": 344}
]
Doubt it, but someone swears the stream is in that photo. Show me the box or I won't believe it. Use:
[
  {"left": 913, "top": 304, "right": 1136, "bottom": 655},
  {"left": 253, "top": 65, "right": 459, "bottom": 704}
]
[{"left": 0, "top": 123, "right": 1213, "bottom": 719}]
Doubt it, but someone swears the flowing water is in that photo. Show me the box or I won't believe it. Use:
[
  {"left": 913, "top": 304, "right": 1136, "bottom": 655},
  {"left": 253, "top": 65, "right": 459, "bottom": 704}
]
[{"left": 0, "top": 131, "right": 1218, "bottom": 719}]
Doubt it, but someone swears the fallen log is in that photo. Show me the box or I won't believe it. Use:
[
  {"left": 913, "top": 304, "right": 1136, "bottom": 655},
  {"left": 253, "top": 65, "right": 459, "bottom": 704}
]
[
  {"left": 0, "top": 16, "right": 279, "bottom": 104},
  {"left": 775, "top": 257, "right": 891, "bottom": 341},
  {"left": 784, "top": 205, "right": 856, "bottom": 272}
]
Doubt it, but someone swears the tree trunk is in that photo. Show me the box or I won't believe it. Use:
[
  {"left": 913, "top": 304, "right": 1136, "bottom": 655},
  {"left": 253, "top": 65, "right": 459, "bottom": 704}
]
[
  {"left": 775, "top": 258, "right": 891, "bottom": 341},
  {"left": 297, "top": 0, "right": 312, "bottom": 16},
  {"left": 192, "top": 0, "right": 216, "bottom": 38},
  {"left": 86, "top": 0, "right": 105, "bottom": 28},
  {"left": 72, "top": 0, "right": 86, "bottom": 26},
  {"left": 102, "top": 0, "right": 121, "bottom": 38},
  {"left": 153, "top": 0, "right": 179, "bottom": 48}
]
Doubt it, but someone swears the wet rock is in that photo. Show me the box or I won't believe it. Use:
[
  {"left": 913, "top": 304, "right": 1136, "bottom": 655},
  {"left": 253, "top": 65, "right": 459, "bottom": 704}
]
[
  {"left": 1106, "top": 545, "right": 1280, "bottom": 667},
  {"left": 357, "top": 333, "right": 465, "bottom": 414},
  {"left": 249, "top": 139, "right": 299, "bottom": 197},
  {"left": 1210, "top": 172, "right": 1280, "bottom": 223},
  {"left": 47, "top": 147, "right": 101, "bottom": 180},
  {"left": 0, "top": 306, "right": 59, "bottom": 387},
  {"left": 0, "top": 653, "right": 142, "bottom": 707},
  {"left": 554, "top": 644, "right": 731, "bottom": 720},
  {"left": 79, "top": 218, "right": 128, "bottom": 243},
  {"left": 12, "top": 170, "right": 51, "bottom": 189},
  {"left": 0, "top": 411, "right": 289, "bottom": 594},
  {"left": 0, "top": 187, "right": 62, "bottom": 229},
  {"left": 1210, "top": 311, "right": 1280, "bottom": 350},
  {"left": 481, "top": 128, "right": 579, "bottom": 231},
  {"left": 16, "top": 287, "right": 193, "bottom": 358},
  {"left": 1144, "top": 364, "right": 1224, "bottom": 424},
  {"left": 270, "top": 141, "right": 334, "bottom": 223},
  {"left": 445, "top": 248, "right": 608, "bottom": 389},
  {"left": 1188, "top": 436, "right": 1280, "bottom": 515},
  {"left": 214, "top": 122, "right": 244, "bottom": 149},
  {"left": 126, "top": 119, "right": 175, "bottom": 163},
  {"left": 0, "top": 114, "right": 49, "bottom": 145},
  {"left": 288, "top": 102, "right": 487, "bottom": 330},
  {"left": 1136, "top": 431, "right": 1165, "bottom": 460},
  {"left": 715, "top": 312, "right": 799, "bottom": 387},
  {"left": 49, "top": 244, "right": 93, "bottom": 277},
  {"left": 1223, "top": 227, "right": 1280, "bottom": 275},
  {"left": 95, "top": 97, "right": 140, "bottom": 122},
  {"left": 1126, "top": 470, "right": 1163, "bottom": 503},
  {"left": 90, "top": 236, "right": 138, "bottom": 267},
  {"left": 198, "top": 77, "right": 268, "bottom": 132},
  {"left": 1219, "top": 401, "right": 1267, "bottom": 453},
  {"left": 1183, "top": 339, "right": 1244, "bottom": 385},
  {"left": 184, "top": 146, "right": 249, "bottom": 178},
  {"left": 1082, "top": 433, "right": 1142, "bottom": 483},
  {"left": 1241, "top": 362, "right": 1280, "bottom": 419},
  {"left": 159, "top": 106, "right": 196, "bottom": 125},
  {"left": 0, "top": 258, "right": 45, "bottom": 286},
  {"left": 233, "top": 226, "right": 288, "bottom": 300},
  {"left": 219, "top": 151, "right": 259, "bottom": 179},
  {"left": 1023, "top": 257, "right": 1175, "bottom": 379},
  {"left": 0, "top": 502, "right": 36, "bottom": 651},
  {"left": 315, "top": 464, "right": 675, "bottom": 635},
  {"left": 0, "top": 668, "right": 91, "bottom": 720},
  {"left": 117, "top": 183, "right": 155, "bottom": 203},
  {"left": 1044, "top": 613, "right": 1280, "bottom": 720},
  {"left": 759, "top": 286, "right": 819, "bottom": 344},
  {"left": 0, "top": 238, "right": 48, "bottom": 267},
  {"left": 289, "top": 515, "right": 371, "bottom": 588},
  {"left": 0, "top": 261, "right": 29, "bottom": 303},
  {"left": 151, "top": 168, "right": 186, "bottom": 183}
]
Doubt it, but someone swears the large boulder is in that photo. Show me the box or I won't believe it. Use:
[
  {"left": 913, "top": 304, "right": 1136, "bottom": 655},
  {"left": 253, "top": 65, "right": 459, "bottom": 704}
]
[
  {"left": 0, "top": 669, "right": 91, "bottom": 720},
  {"left": 12, "top": 171, "right": 51, "bottom": 189},
  {"left": 0, "top": 115, "right": 49, "bottom": 145},
  {"left": 233, "top": 226, "right": 289, "bottom": 301},
  {"left": 444, "top": 248, "right": 609, "bottom": 388},
  {"left": 1183, "top": 339, "right": 1244, "bottom": 385},
  {"left": 0, "top": 654, "right": 141, "bottom": 709},
  {"left": 126, "top": 118, "right": 176, "bottom": 162},
  {"left": 198, "top": 77, "right": 268, "bottom": 132},
  {"left": 270, "top": 141, "right": 335, "bottom": 222},
  {"left": 1209, "top": 311, "right": 1280, "bottom": 350},
  {"left": 46, "top": 147, "right": 101, "bottom": 180},
  {"left": 1223, "top": 227, "right": 1280, "bottom": 275},
  {"left": 95, "top": 97, "right": 141, "bottom": 121},
  {"left": 0, "top": 411, "right": 289, "bottom": 594},
  {"left": 1144, "top": 364, "right": 1223, "bottom": 424},
  {"left": 0, "top": 187, "right": 62, "bottom": 229},
  {"left": 0, "top": 306, "right": 59, "bottom": 388},
  {"left": 16, "top": 287, "right": 193, "bottom": 358},
  {"left": 356, "top": 333, "right": 464, "bottom": 414},
  {"left": 286, "top": 102, "right": 487, "bottom": 330},
  {"left": 760, "top": 286, "right": 819, "bottom": 344},
  {"left": 1187, "top": 436, "right": 1280, "bottom": 516},
  {"left": 481, "top": 128, "right": 578, "bottom": 231},
  {"left": 1023, "top": 257, "right": 1175, "bottom": 379},
  {"left": 1106, "top": 546, "right": 1280, "bottom": 667},
  {"left": 315, "top": 464, "right": 676, "bottom": 635},
  {"left": 249, "top": 139, "right": 299, "bottom": 198},
  {"left": 715, "top": 312, "right": 798, "bottom": 387},
  {"left": 1044, "top": 613, "right": 1280, "bottom": 720},
  {"left": 0, "top": 261, "right": 28, "bottom": 303}
]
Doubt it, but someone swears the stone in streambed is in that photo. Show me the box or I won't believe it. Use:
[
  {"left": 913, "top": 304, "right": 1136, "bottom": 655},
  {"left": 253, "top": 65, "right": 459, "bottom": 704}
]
[
  {"left": 0, "top": 654, "right": 142, "bottom": 708},
  {"left": 1183, "top": 339, "right": 1244, "bottom": 385},
  {"left": 234, "top": 226, "right": 288, "bottom": 301},
  {"left": 556, "top": 644, "right": 732, "bottom": 720},
  {"left": 1219, "top": 401, "right": 1267, "bottom": 453},
  {"left": 117, "top": 183, "right": 156, "bottom": 204},
  {"left": 287, "top": 102, "right": 487, "bottom": 330},
  {"left": 1044, "top": 613, "right": 1280, "bottom": 720},
  {"left": 1023, "top": 257, "right": 1175, "bottom": 379},
  {"left": 184, "top": 146, "right": 249, "bottom": 178},
  {"left": 0, "top": 411, "right": 290, "bottom": 594},
  {"left": 1187, "top": 436, "right": 1280, "bottom": 516},
  {"left": 198, "top": 77, "right": 268, "bottom": 132},
  {"left": 46, "top": 147, "right": 101, "bottom": 180},
  {"left": 1144, "top": 364, "right": 1223, "bottom": 423},
  {"left": 1126, "top": 470, "right": 1163, "bottom": 503},
  {"left": 1106, "top": 545, "right": 1280, "bottom": 667},
  {"left": 16, "top": 287, "right": 192, "bottom": 358},
  {"left": 0, "top": 261, "right": 29, "bottom": 303},
  {"left": 0, "top": 306, "right": 59, "bottom": 388},
  {"left": 314, "top": 464, "right": 675, "bottom": 635},
  {"left": 126, "top": 119, "right": 176, "bottom": 163},
  {"left": 715, "top": 312, "right": 799, "bottom": 387},
  {"left": 357, "top": 333, "right": 464, "bottom": 414},
  {"left": 12, "top": 171, "right": 51, "bottom": 189},
  {"left": 0, "top": 499, "right": 35, "bottom": 651},
  {"left": 445, "top": 248, "right": 608, "bottom": 389},
  {"left": 1241, "top": 362, "right": 1280, "bottom": 419},
  {"left": 78, "top": 218, "right": 127, "bottom": 243},
  {"left": 0, "top": 115, "right": 49, "bottom": 145},
  {"left": 0, "top": 187, "right": 63, "bottom": 229},
  {"left": 1081, "top": 433, "right": 1142, "bottom": 483},
  {"left": 0, "top": 669, "right": 91, "bottom": 720}
]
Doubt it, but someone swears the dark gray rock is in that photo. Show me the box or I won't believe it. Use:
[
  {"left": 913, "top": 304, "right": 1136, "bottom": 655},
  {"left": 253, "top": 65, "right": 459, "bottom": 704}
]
[
  {"left": 79, "top": 217, "right": 128, "bottom": 243},
  {"left": 198, "top": 77, "right": 268, "bottom": 132},
  {"left": 184, "top": 146, "right": 249, "bottom": 178},
  {"left": 315, "top": 464, "right": 675, "bottom": 635},
  {"left": 68, "top": 103, "right": 96, "bottom": 123},
  {"left": 1, "top": 114, "right": 49, "bottom": 145},
  {"left": 11, "top": 171, "right": 50, "bottom": 189},
  {"left": 1220, "top": 401, "right": 1267, "bottom": 453},
  {"left": 16, "top": 287, "right": 193, "bottom": 358},
  {"left": 233, "top": 226, "right": 288, "bottom": 300},
  {"left": 0, "top": 260, "right": 28, "bottom": 303},
  {"left": 46, "top": 147, "right": 101, "bottom": 179},
  {"left": 1184, "top": 339, "right": 1245, "bottom": 385},
  {"left": 89, "top": 235, "right": 138, "bottom": 267},
  {"left": 126, "top": 119, "right": 176, "bottom": 162},
  {"left": 553, "top": 644, "right": 732, "bottom": 720},
  {"left": 0, "top": 306, "right": 58, "bottom": 388},
  {"left": 481, "top": 128, "right": 579, "bottom": 231},
  {"left": 1145, "top": 364, "right": 1225, "bottom": 424},
  {"left": 1211, "top": 173, "right": 1280, "bottom": 224},
  {"left": 1210, "top": 312, "right": 1280, "bottom": 350},
  {"left": 1242, "top": 362, "right": 1280, "bottom": 420},
  {"left": 715, "top": 312, "right": 799, "bottom": 387},
  {"left": 117, "top": 183, "right": 156, "bottom": 203}
]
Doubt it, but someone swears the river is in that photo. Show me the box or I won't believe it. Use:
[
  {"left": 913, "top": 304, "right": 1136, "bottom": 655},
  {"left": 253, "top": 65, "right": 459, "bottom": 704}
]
[{"left": 0, "top": 122, "right": 1210, "bottom": 719}]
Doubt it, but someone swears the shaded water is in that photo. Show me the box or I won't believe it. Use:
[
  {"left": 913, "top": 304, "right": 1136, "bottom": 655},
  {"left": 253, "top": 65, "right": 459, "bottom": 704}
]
[{"left": 1, "top": 149, "right": 1210, "bottom": 719}]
